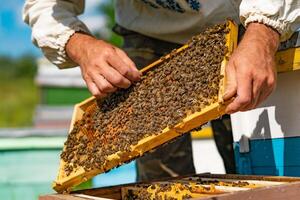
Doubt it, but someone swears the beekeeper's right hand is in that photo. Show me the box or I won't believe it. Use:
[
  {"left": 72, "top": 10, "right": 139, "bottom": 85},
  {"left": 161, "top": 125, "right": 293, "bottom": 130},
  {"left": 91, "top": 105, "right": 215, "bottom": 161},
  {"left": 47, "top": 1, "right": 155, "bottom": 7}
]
[{"left": 66, "top": 32, "right": 141, "bottom": 98}]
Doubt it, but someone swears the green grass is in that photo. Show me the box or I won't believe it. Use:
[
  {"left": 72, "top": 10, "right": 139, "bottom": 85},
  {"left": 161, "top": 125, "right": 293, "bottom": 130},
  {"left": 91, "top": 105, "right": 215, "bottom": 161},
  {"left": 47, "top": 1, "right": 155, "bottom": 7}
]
[{"left": 0, "top": 76, "right": 38, "bottom": 127}]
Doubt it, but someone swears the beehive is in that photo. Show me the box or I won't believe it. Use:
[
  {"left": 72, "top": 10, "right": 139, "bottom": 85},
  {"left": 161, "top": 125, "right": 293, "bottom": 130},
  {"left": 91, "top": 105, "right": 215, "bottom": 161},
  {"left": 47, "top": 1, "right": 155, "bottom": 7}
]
[
  {"left": 42, "top": 174, "right": 300, "bottom": 199},
  {"left": 53, "top": 20, "right": 238, "bottom": 193},
  {"left": 120, "top": 175, "right": 293, "bottom": 200}
]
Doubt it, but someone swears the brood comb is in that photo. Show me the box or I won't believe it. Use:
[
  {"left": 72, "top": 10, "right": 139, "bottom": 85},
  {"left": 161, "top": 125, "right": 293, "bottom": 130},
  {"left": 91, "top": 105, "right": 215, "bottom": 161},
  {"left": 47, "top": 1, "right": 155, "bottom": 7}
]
[{"left": 53, "top": 20, "right": 238, "bottom": 193}]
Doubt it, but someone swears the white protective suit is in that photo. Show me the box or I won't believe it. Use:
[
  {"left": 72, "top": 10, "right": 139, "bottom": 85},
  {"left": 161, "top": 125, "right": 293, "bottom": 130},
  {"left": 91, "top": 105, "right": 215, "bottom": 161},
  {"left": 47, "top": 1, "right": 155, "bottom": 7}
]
[{"left": 23, "top": 0, "right": 300, "bottom": 68}]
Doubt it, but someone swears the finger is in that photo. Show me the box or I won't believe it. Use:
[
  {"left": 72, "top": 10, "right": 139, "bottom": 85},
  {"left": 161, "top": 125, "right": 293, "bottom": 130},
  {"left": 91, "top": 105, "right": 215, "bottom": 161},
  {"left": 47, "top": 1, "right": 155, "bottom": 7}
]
[
  {"left": 250, "top": 90, "right": 264, "bottom": 110},
  {"left": 254, "top": 86, "right": 273, "bottom": 108},
  {"left": 244, "top": 77, "right": 265, "bottom": 111},
  {"left": 92, "top": 74, "right": 117, "bottom": 93},
  {"left": 108, "top": 48, "right": 141, "bottom": 82},
  {"left": 226, "top": 72, "right": 253, "bottom": 114},
  {"left": 85, "top": 77, "right": 107, "bottom": 98},
  {"left": 256, "top": 74, "right": 276, "bottom": 107},
  {"left": 98, "top": 61, "right": 131, "bottom": 89},
  {"left": 250, "top": 71, "right": 276, "bottom": 109},
  {"left": 248, "top": 92, "right": 262, "bottom": 111},
  {"left": 223, "top": 61, "right": 237, "bottom": 101},
  {"left": 115, "top": 48, "right": 142, "bottom": 80},
  {"left": 249, "top": 77, "right": 269, "bottom": 110}
]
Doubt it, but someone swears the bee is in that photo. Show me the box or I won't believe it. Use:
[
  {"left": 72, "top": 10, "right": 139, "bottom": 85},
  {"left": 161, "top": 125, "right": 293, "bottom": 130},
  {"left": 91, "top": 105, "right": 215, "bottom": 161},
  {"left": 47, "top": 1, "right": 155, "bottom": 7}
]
[{"left": 61, "top": 22, "right": 228, "bottom": 176}]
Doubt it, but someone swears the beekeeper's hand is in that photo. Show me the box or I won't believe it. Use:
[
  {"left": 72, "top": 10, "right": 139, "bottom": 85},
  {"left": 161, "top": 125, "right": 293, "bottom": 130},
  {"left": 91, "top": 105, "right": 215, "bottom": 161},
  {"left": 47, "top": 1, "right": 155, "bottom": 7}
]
[
  {"left": 223, "top": 22, "right": 280, "bottom": 114},
  {"left": 66, "top": 32, "right": 141, "bottom": 98}
]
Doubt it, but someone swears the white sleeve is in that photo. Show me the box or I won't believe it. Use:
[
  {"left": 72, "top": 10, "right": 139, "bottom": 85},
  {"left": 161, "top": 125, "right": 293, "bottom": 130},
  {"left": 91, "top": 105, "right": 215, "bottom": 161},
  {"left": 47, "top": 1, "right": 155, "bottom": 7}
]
[
  {"left": 240, "top": 0, "right": 300, "bottom": 41},
  {"left": 23, "top": 0, "right": 91, "bottom": 68}
]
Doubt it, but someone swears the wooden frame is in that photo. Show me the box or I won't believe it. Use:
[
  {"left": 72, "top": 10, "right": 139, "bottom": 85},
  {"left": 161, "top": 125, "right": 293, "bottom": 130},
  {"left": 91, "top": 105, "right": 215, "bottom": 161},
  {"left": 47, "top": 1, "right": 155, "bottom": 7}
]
[
  {"left": 43, "top": 174, "right": 300, "bottom": 200},
  {"left": 52, "top": 19, "right": 300, "bottom": 192},
  {"left": 52, "top": 20, "right": 239, "bottom": 193},
  {"left": 276, "top": 47, "right": 300, "bottom": 73}
]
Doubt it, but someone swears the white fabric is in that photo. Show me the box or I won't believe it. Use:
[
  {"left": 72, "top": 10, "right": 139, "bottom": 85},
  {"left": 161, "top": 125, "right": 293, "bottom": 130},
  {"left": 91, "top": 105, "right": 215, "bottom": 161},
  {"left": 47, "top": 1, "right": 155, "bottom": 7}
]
[
  {"left": 240, "top": 0, "right": 300, "bottom": 41},
  {"left": 23, "top": 0, "right": 91, "bottom": 68},
  {"left": 23, "top": 0, "right": 300, "bottom": 68},
  {"left": 115, "top": 0, "right": 240, "bottom": 44}
]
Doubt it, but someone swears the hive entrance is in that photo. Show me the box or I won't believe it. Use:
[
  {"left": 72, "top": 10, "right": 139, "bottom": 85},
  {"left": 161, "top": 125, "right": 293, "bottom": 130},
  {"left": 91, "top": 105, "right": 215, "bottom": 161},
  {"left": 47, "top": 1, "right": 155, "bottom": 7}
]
[{"left": 54, "top": 20, "right": 238, "bottom": 193}]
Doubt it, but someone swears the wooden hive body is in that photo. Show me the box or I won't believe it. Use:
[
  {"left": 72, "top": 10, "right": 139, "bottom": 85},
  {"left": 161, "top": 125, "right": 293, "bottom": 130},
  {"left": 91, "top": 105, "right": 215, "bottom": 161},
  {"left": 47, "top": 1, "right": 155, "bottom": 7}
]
[
  {"left": 41, "top": 174, "right": 300, "bottom": 199},
  {"left": 53, "top": 20, "right": 238, "bottom": 193}
]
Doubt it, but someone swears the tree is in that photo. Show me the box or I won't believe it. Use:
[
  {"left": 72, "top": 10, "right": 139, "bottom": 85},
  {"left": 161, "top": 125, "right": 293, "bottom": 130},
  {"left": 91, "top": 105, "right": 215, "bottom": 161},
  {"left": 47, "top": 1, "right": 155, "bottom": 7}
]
[
  {"left": 95, "top": 1, "right": 123, "bottom": 47},
  {"left": 0, "top": 55, "right": 37, "bottom": 78}
]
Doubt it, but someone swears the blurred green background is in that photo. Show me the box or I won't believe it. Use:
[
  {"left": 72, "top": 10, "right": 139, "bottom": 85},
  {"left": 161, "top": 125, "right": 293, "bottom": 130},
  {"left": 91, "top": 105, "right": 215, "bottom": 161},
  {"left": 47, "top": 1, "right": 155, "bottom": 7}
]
[
  {"left": 0, "top": 0, "right": 121, "bottom": 127},
  {"left": 0, "top": 55, "right": 38, "bottom": 127},
  {"left": 0, "top": 1, "right": 137, "bottom": 200},
  {"left": 0, "top": 1, "right": 228, "bottom": 199}
]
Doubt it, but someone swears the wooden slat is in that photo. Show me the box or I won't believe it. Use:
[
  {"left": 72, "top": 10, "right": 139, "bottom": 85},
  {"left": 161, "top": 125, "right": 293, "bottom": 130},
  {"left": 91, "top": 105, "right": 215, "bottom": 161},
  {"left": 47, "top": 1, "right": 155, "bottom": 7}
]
[
  {"left": 218, "top": 20, "right": 238, "bottom": 103},
  {"left": 39, "top": 194, "right": 84, "bottom": 200},
  {"left": 43, "top": 174, "right": 300, "bottom": 199},
  {"left": 275, "top": 47, "right": 300, "bottom": 73},
  {"left": 196, "top": 181, "right": 300, "bottom": 200}
]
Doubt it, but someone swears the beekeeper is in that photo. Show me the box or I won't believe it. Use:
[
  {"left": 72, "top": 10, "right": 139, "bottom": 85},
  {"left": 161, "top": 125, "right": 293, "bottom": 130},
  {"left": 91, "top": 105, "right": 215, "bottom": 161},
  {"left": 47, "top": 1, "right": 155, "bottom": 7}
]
[{"left": 23, "top": 0, "right": 300, "bottom": 181}]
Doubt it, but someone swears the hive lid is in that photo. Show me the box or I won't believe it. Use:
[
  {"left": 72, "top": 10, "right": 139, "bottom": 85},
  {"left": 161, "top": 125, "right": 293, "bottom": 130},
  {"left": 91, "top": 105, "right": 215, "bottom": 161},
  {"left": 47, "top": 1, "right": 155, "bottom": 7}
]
[{"left": 53, "top": 20, "right": 238, "bottom": 193}]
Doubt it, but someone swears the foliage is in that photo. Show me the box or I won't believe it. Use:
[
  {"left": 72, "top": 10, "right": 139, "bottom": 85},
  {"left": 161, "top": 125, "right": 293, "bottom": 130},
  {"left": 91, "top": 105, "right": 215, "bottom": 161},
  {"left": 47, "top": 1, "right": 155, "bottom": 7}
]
[
  {"left": 94, "top": 0, "right": 123, "bottom": 47},
  {"left": 0, "top": 1, "right": 120, "bottom": 127},
  {"left": 0, "top": 55, "right": 37, "bottom": 78},
  {"left": 0, "top": 55, "right": 38, "bottom": 127}
]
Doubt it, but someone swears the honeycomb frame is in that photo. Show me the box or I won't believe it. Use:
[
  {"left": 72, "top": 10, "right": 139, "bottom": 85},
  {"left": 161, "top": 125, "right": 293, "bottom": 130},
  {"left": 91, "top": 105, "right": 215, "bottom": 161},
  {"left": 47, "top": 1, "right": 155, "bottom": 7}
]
[{"left": 53, "top": 20, "right": 238, "bottom": 193}]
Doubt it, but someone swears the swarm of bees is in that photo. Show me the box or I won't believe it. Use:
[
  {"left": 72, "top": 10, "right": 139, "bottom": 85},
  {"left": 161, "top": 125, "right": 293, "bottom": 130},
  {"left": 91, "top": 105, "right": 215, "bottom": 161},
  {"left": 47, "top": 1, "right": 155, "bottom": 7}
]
[
  {"left": 60, "top": 23, "right": 228, "bottom": 176},
  {"left": 123, "top": 183, "right": 198, "bottom": 200},
  {"left": 122, "top": 179, "right": 252, "bottom": 200}
]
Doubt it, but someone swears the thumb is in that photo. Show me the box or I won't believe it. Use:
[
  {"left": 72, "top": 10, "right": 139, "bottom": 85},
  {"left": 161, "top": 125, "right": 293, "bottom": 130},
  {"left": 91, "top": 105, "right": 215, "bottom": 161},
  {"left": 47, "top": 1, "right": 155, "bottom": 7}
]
[{"left": 223, "top": 61, "right": 237, "bottom": 101}]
